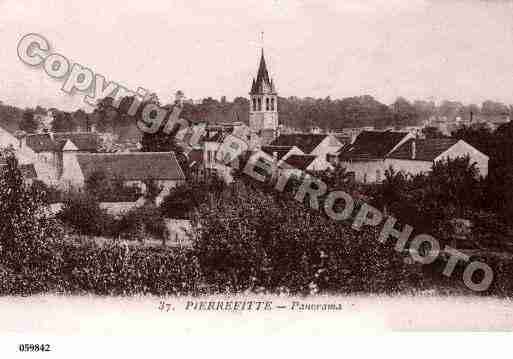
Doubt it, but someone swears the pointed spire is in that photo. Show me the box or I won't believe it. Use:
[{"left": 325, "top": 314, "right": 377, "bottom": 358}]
[{"left": 250, "top": 48, "right": 274, "bottom": 95}]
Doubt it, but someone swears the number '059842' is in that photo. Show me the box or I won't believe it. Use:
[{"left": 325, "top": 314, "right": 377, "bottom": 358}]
[{"left": 18, "top": 344, "right": 51, "bottom": 352}]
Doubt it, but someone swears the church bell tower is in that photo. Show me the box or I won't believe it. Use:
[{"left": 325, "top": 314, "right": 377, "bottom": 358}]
[{"left": 249, "top": 48, "right": 278, "bottom": 145}]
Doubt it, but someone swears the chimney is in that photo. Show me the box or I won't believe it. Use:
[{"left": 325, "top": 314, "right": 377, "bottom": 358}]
[{"left": 411, "top": 140, "right": 416, "bottom": 160}]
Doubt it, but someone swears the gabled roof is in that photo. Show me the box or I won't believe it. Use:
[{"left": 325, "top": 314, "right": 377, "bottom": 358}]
[
  {"left": 75, "top": 152, "right": 185, "bottom": 181},
  {"left": 261, "top": 145, "right": 294, "bottom": 161},
  {"left": 25, "top": 132, "right": 99, "bottom": 152},
  {"left": 282, "top": 154, "right": 317, "bottom": 170},
  {"left": 250, "top": 50, "right": 276, "bottom": 95},
  {"left": 338, "top": 131, "right": 409, "bottom": 161},
  {"left": 54, "top": 133, "right": 100, "bottom": 152},
  {"left": 269, "top": 134, "right": 328, "bottom": 154},
  {"left": 387, "top": 138, "right": 458, "bottom": 161},
  {"left": 26, "top": 134, "right": 56, "bottom": 152}
]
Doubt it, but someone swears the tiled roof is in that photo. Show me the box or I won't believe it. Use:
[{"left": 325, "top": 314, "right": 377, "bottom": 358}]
[
  {"left": 25, "top": 132, "right": 99, "bottom": 152},
  {"left": 54, "top": 133, "right": 100, "bottom": 151},
  {"left": 387, "top": 138, "right": 458, "bottom": 161},
  {"left": 282, "top": 154, "right": 317, "bottom": 170},
  {"left": 26, "top": 134, "right": 56, "bottom": 152},
  {"left": 270, "top": 134, "right": 327, "bottom": 154},
  {"left": 76, "top": 152, "right": 185, "bottom": 181},
  {"left": 338, "top": 131, "right": 408, "bottom": 161},
  {"left": 261, "top": 145, "right": 294, "bottom": 161}
]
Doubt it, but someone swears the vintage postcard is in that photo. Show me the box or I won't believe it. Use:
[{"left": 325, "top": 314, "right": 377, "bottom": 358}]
[{"left": 0, "top": 0, "right": 512, "bottom": 356}]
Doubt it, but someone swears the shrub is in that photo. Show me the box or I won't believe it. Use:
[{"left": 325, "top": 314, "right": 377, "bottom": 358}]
[
  {"left": 58, "top": 192, "right": 116, "bottom": 236},
  {"left": 85, "top": 170, "right": 142, "bottom": 202},
  {"left": 115, "top": 204, "right": 168, "bottom": 241},
  {"left": 55, "top": 242, "right": 201, "bottom": 295},
  {"left": 191, "top": 182, "right": 420, "bottom": 295},
  {"left": 160, "top": 176, "right": 225, "bottom": 219}
]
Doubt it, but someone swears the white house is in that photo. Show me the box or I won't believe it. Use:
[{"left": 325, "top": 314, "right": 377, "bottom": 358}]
[
  {"left": 0, "top": 125, "right": 19, "bottom": 149},
  {"left": 280, "top": 154, "right": 334, "bottom": 178},
  {"left": 385, "top": 138, "right": 489, "bottom": 178},
  {"left": 0, "top": 125, "right": 38, "bottom": 164},
  {"left": 20, "top": 132, "right": 100, "bottom": 184},
  {"left": 260, "top": 145, "right": 304, "bottom": 166},
  {"left": 269, "top": 134, "right": 344, "bottom": 159},
  {"left": 60, "top": 152, "right": 186, "bottom": 203},
  {"left": 336, "top": 130, "right": 413, "bottom": 183}
]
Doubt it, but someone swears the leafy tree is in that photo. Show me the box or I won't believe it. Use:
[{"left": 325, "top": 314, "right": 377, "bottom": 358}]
[
  {"left": 51, "top": 110, "right": 76, "bottom": 132},
  {"left": 422, "top": 126, "right": 447, "bottom": 139},
  {"left": 84, "top": 170, "right": 141, "bottom": 202},
  {"left": 191, "top": 180, "right": 413, "bottom": 294},
  {"left": 374, "top": 166, "right": 408, "bottom": 214},
  {"left": 390, "top": 97, "right": 418, "bottom": 126},
  {"left": 160, "top": 176, "right": 224, "bottom": 219},
  {"left": 57, "top": 192, "right": 114, "bottom": 236},
  {"left": 0, "top": 149, "right": 63, "bottom": 292},
  {"left": 19, "top": 110, "right": 39, "bottom": 133}
]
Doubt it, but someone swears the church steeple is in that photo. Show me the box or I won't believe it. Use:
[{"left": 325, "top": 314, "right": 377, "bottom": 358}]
[
  {"left": 248, "top": 44, "right": 279, "bottom": 147},
  {"left": 250, "top": 49, "right": 276, "bottom": 95}
]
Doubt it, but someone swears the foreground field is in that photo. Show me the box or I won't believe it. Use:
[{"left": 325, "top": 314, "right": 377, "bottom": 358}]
[{"left": 0, "top": 294, "right": 512, "bottom": 333}]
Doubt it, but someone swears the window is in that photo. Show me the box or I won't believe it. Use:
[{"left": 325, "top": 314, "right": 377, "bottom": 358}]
[
  {"left": 266, "top": 98, "right": 270, "bottom": 111},
  {"left": 257, "top": 98, "right": 262, "bottom": 111},
  {"left": 252, "top": 98, "right": 257, "bottom": 111},
  {"left": 271, "top": 98, "right": 275, "bottom": 111}
]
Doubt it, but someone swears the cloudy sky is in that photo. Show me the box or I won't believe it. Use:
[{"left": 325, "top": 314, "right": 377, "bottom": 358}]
[{"left": 1, "top": 0, "right": 513, "bottom": 111}]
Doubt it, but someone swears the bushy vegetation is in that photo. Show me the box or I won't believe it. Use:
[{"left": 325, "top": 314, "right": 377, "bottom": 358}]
[
  {"left": 0, "top": 151, "right": 200, "bottom": 295},
  {"left": 3, "top": 146, "right": 513, "bottom": 297},
  {"left": 85, "top": 170, "right": 142, "bottom": 202},
  {"left": 160, "top": 176, "right": 224, "bottom": 219},
  {"left": 191, "top": 186, "right": 413, "bottom": 294},
  {"left": 57, "top": 192, "right": 115, "bottom": 236},
  {"left": 115, "top": 204, "right": 168, "bottom": 241},
  {"left": 52, "top": 243, "right": 201, "bottom": 296},
  {"left": 0, "top": 150, "right": 65, "bottom": 294}
]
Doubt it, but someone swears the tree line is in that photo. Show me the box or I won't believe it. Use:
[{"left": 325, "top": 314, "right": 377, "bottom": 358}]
[{"left": 2, "top": 96, "right": 512, "bottom": 138}]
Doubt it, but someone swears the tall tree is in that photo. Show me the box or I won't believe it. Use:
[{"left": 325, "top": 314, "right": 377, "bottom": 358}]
[
  {"left": 51, "top": 111, "right": 76, "bottom": 132},
  {"left": 19, "top": 110, "right": 39, "bottom": 133}
]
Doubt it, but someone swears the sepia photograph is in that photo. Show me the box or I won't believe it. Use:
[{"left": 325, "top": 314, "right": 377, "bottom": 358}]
[{"left": 1, "top": 0, "right": 513, "bottom": 356}]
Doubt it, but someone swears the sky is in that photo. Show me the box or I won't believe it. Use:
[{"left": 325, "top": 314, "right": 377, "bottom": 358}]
[{"left": 1, "top": 0, "right": 513, "bottom": 111}]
